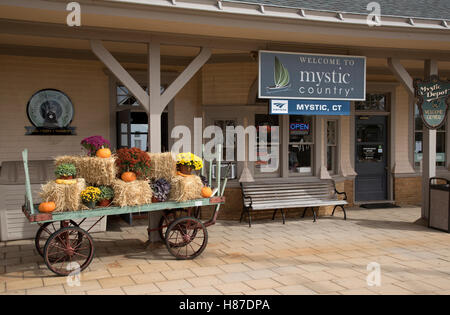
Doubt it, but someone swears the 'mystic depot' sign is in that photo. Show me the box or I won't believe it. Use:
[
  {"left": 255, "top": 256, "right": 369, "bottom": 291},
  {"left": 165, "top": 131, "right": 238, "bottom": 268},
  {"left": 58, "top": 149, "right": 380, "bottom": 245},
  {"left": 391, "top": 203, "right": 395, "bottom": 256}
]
[
  {"left": 259, "top": 50, "right": 366, "bottom": 101},
  {"left": 415, "top": 75, "right": 450, "bottom": 129}
]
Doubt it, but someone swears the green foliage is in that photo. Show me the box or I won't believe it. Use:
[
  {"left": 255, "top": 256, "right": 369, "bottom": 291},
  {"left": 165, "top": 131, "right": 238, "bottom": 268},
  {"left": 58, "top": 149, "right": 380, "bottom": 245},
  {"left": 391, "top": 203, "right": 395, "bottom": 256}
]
[
  {"left": 99, "top": 185, "right": 114, "bottom": 200},
  {"left": 55, "top": 163, "right": 77, "bottom": 177}
]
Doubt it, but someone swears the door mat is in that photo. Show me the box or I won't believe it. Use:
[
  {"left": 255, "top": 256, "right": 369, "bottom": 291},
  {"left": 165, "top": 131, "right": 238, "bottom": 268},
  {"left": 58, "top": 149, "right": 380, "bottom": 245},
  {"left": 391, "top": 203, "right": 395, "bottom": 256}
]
[{"left": 360, "top": 203, "right": 399, "bottom": 209}]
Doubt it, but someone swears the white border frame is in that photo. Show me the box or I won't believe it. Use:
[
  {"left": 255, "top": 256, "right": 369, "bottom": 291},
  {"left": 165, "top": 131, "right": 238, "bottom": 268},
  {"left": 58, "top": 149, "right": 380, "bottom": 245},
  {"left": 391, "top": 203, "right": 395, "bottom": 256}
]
[{"left": 258, "top": 50, "right": 367, "bottom": 101}]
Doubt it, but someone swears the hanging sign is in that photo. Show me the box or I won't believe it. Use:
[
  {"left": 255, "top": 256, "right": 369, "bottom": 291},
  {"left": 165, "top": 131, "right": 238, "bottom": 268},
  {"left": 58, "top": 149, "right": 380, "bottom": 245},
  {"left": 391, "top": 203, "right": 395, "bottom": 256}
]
[
  {"left": 270, "top": 99, "right": 350, "bottom": 115},
  {"left": 415, "top": 75, "right": 450, "bottom": 130},
  {"left": 25, "top": 89, "right": 76, "bottom": 135},
  {"left": 259, "top": 50, "right": 366, "bottom": 101}
]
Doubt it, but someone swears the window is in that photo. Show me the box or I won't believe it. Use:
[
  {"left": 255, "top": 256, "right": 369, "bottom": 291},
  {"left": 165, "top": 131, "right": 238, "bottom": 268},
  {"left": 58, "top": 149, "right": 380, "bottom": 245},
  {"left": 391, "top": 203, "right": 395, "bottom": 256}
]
[
  {"left": 213, "top": 119, "right": 237, "bottom": 161},
  {"left": 117, "top": 85, "right": 147, "bottom": 106},
  {"left": 414, "top": 103, "right": 446, "bottom": 167},
  {"left": 355, "top": 94, "right": 388, "bottom": 111},
  {"left": 327, "top": 120, "right": 338, "bottom": 173},
  {"left": 254, "top": 114, "right": 279, "bottom": 176},
  {"left": 289, "top": 115, "right": 314, "bottom": 174}
]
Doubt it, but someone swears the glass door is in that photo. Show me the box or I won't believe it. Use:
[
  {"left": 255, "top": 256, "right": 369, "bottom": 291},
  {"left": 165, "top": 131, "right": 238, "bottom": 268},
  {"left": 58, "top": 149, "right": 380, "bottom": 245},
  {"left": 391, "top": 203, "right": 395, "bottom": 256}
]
[{"left": 355, "top": 115, "right": 388, "bottom": 201}]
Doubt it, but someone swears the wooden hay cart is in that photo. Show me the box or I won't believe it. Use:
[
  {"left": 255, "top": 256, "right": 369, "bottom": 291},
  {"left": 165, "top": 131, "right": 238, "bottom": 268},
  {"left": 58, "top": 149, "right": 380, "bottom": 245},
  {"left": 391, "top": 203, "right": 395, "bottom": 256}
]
[{"left": 21, "top": 148, "right": 229, "bottom": 276}]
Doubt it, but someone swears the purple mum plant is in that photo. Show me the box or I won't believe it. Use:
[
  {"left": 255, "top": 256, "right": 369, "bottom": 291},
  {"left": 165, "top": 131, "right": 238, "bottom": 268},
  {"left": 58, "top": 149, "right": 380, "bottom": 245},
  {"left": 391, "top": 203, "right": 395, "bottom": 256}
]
[{"left": 81, "top": 135, "right": 111, "bottom": 156}]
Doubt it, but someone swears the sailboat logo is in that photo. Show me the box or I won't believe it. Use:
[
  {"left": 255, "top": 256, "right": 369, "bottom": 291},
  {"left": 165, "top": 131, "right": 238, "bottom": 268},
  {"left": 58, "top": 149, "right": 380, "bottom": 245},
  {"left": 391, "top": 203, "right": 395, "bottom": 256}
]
[{"left": 266, "top": 56, "right": 291, "bottom": 93}]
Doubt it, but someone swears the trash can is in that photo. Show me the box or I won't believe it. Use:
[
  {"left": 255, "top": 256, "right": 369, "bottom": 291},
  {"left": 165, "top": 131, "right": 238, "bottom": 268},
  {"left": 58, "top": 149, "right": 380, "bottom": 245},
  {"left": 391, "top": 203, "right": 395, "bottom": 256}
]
[{"left": 429, "top": 177, "right": 450, "bottom": 233}]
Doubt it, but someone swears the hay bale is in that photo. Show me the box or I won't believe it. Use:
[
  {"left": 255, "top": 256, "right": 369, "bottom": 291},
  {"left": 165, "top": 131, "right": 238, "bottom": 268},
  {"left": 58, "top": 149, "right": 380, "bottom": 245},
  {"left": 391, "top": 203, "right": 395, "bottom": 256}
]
[
  {"left": 112, "top": 179, "right": 152, "bottom": 207},
  {"left": 55, "top": 155, "right": 117, "bottom": 186},
  {"left": 40, "top": 178, "right": 86, "bottom": 212},
  {"left": 147, "top": 152, "right": 177, "bottom": 181},
  {"left": 169, "top": 175, "right": 203, "bottom": 202}
]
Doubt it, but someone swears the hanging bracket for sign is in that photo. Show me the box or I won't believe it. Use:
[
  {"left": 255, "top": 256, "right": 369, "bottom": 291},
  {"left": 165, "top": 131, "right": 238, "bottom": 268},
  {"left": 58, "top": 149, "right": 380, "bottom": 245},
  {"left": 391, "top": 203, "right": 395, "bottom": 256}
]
[{"left": 414, "top": 75, "right": 450, "bottom": 130}]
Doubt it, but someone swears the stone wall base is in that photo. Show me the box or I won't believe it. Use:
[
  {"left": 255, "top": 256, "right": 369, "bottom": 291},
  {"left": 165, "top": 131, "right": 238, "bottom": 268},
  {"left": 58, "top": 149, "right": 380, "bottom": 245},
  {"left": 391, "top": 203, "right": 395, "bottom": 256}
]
[{"left": 394, "top": 176, "right": 422, "bottom": 206}]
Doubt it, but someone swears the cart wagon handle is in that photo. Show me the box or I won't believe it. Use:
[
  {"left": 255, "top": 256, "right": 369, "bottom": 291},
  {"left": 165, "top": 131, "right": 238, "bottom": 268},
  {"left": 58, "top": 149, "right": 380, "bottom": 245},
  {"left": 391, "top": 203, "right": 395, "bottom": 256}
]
[
  {"left": 204, "top": 163, "right": 231, "bottom": 227},
  {"left": 22, "top": 149, "right": 35, "bottom": 215}
]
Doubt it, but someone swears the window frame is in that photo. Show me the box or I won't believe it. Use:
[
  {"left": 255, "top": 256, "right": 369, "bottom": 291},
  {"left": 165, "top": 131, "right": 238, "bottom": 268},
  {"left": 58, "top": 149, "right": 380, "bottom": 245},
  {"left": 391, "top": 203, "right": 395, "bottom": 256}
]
[
  {"left": 288, "top": 115, "right": 315, "bottom": 176},
  {"left": 326, "top": 119, "right": 339, "bottom": 175}
]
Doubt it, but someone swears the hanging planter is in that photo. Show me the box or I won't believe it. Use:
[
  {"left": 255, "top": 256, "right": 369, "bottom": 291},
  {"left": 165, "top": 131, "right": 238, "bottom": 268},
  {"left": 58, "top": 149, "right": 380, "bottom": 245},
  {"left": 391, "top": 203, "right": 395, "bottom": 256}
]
[
  {"left": 80, "top": 186, "right": 101, "bottom": 209},
  {"left": 116, "top": 147, "right": 152, "bottom": 181},
  {"left": 178, "top": 164, "right": 194, "bottom": 175},
  {"left": 81, "top": 135, "right": 111, "bottom": 157},
  {"left": 98, "top": 186, "right": 114, "bottom": 207},
  {"left": 55, "top": 163, "right": 77, "bottom": 180},
  {"left": 176, "top": 152, "right": 203, "bottom": 175},
  {"left": 151, "top": 178, "right": 171, "bottom": 202}
]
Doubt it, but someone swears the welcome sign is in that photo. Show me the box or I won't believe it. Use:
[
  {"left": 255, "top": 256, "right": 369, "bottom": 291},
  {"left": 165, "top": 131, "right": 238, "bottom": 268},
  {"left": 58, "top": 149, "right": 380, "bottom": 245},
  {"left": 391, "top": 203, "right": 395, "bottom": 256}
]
[
  {"left": 415, "top": 75, "right": 450, "bottom": 129},
  {"left": 259, "top": 50, "right": 366, "bottom": 101}
]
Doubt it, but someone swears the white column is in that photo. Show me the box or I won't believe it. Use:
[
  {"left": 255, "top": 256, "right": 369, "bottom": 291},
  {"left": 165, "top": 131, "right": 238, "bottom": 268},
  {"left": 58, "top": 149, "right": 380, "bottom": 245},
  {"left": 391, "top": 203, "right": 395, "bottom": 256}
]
[
  {"left": 422, "top": 60, "right": 438, "bottom": 219},
  {"left": 315, "top": 117, "right": 331, "bottom": 179},
  {"left": 148, "top": 41, "right": 162, "bottom": 153},
  {"left": 147, "top": 41, "right": 163, "bottom": 243}
]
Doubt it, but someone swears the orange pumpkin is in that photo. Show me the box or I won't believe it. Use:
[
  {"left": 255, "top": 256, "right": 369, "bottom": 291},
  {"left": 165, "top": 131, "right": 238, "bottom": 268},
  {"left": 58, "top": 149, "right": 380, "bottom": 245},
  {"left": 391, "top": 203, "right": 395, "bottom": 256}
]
[
  {"left": 39, "top": 201, "right": 56, "bottom": 213},
  {"left": 96, "top": 148, "right": 112, "bottom": 158},
  {"left": 201, "top": 186, "right": 213, "bottom": 198},
  {"left": 121, "top": 171, "right": 137, "bottom": 182}
]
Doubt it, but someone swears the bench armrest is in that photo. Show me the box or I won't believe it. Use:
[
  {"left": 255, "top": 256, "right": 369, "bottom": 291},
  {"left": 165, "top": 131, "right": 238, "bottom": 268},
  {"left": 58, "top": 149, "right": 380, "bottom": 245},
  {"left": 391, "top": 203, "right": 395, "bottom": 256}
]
[
  {"left": 243, "top": 195, "right": 253, "bottom": 207},
  {"left": 240, "top": 183, "right": 253, "bottom": 207},
  {"left": 335, "top": 188, "right": 347, "bottom": 200}
]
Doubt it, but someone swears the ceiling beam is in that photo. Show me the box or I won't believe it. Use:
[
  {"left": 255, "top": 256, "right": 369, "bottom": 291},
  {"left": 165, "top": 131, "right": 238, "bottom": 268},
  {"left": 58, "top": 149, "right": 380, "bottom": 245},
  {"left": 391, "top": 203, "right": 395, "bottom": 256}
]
[
  {"left": 161, "top": 47, "right": 211, "bottom": 110},
  {"left": 90, "top": 39, "right": 149, "bottom": 111},
  {"left": 387, "top": 58, "right": 414, "bottom": 96}
]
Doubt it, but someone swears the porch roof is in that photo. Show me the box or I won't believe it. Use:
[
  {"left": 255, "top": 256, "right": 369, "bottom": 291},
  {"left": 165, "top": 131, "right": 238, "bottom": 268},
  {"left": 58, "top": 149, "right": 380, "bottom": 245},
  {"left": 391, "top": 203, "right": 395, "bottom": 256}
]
[{"left": 223, "top": 0, "right": 450, "bottom": 21}]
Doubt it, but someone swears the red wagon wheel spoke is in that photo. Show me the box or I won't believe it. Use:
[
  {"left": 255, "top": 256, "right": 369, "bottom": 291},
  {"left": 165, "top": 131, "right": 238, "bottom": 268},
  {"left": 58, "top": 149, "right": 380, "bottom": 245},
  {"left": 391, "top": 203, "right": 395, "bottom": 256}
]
[
  {"left": 35, "top": 220, "right": 78, "bottom": 257},
  {"left": 165, "top": 217, "right": 208, "bottom": 260},
  {"left": 43, "top": 226, "right": 94, "bottom": 276},
  {"left": 72, "top": 251, "right": 88, "bottom": 259}
]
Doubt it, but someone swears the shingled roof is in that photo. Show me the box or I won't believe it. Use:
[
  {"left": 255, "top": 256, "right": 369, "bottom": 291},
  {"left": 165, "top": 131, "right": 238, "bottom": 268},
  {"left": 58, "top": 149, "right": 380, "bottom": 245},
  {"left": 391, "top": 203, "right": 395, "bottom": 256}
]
[{"left": 222, "top": 0, "right": 450, "bottom": 21}]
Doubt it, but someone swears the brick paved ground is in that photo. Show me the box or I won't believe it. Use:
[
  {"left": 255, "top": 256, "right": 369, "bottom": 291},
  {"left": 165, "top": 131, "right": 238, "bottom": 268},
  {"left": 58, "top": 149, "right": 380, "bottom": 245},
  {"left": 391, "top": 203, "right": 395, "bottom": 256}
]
[{"left": 1, "top": 207, "right": 450, "bottom": 295}]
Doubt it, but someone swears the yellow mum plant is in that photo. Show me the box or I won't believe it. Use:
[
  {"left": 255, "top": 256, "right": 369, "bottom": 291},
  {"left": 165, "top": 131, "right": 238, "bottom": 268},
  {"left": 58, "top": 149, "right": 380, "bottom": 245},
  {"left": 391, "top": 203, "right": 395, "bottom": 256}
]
[
  {"left": 176, "top": 152, "right": 203, "bottom": 170},
  {"left": 80, "top": 186, "right": 101, "bottom": 203}
]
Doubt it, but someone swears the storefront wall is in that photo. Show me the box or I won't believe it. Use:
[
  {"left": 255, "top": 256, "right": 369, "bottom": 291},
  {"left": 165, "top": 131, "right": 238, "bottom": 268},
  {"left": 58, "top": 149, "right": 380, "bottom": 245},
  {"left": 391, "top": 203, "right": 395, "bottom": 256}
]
[
  {"left": 0, "top": 52, "right": 445, "bottom": 220},
  {"left": 0, "top": 55, "right": 110, "bottom": 162}
]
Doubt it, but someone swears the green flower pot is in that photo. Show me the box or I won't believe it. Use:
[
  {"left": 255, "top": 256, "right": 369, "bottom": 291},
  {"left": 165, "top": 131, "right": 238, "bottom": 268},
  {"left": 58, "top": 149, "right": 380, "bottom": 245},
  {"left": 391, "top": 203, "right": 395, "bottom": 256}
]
[{"left": 85, "top": 201, "right": 96, "bottom": 209}]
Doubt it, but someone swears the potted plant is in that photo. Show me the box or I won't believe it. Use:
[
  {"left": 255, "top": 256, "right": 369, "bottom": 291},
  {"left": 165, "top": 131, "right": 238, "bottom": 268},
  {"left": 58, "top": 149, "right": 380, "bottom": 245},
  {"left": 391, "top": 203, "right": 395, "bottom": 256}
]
[
  {"left": 55, "top": 163, "right": 77, "bottom": 179},
  {"left": 151, "top": 178, "right": 171, "bottom": 202},
  {"left": 80, "top": 186, "right": 101, "bottom": 209},
  {"left": 81, "top": 135, "right": 111, "bottom": 157},
  {"left": 98, "top": 186, "right": 114, "bottom": 207},
  {"left": 176, "top": 152, "right": 203, "bottom": 175},
  {"left": 116, "top": 147, "right": 151, "bottom": 182}
]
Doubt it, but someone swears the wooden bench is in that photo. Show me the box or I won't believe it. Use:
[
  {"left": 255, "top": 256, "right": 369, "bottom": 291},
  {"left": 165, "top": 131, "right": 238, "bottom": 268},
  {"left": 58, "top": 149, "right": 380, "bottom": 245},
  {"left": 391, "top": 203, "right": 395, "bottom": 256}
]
[{"left": 240, "top": 179, "right": 348, "bottom": 227}]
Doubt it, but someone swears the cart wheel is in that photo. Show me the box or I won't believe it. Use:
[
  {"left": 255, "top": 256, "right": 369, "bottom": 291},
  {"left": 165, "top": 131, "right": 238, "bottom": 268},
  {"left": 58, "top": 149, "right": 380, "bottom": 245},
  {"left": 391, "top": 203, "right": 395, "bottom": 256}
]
[
  {"left": 158, "top": 209, "right": 188, "bottom": 241},
  {"left": 35, "top": 220, "right": 79, "bottom": 257},
  {"left": 43, "top": 226, "right": 94, "bottom": 276},
  {"left": 165, "top": 217, "right": 208, "bottom": 260}
]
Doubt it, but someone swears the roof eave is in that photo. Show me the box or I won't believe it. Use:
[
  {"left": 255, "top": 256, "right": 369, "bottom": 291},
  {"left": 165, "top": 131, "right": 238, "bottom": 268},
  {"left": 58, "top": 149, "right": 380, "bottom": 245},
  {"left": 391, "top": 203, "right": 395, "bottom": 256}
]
[{"left": 98, "top": 0, "right": 450, "bottom": 31}]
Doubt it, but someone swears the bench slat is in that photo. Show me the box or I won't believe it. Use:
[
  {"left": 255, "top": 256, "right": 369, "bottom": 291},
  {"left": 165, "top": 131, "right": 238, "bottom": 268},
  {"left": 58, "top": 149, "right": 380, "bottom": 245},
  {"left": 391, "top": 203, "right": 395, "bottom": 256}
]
[
  {"left": 244, "top": 190, "right": 332, "bottom": 196},
  {"left": 248, "top": 201, "right": 348, "bottom": 210}
]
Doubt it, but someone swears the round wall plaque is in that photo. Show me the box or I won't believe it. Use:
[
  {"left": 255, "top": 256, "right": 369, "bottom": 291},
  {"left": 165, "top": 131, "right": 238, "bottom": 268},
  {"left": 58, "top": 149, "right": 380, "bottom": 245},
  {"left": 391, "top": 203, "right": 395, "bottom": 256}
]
[{"left": 27, "top": 89, "right": 74, "bottom": 128}]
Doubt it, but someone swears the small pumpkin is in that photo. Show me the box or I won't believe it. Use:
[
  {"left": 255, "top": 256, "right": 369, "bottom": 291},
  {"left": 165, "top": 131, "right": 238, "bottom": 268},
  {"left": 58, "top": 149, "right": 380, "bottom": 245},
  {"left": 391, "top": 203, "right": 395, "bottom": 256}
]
[
  {"left": 96, "top": 148, "right": 112, "bottom": 158},
  {"left": 201, "top": 186, "right": 213, "bottom": 198},
  {"left": 121, "top": 171, "right": 137, "bottom": 182},
  {"left": 39, "top": 201, "right": 56, "bottom": 213}
]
